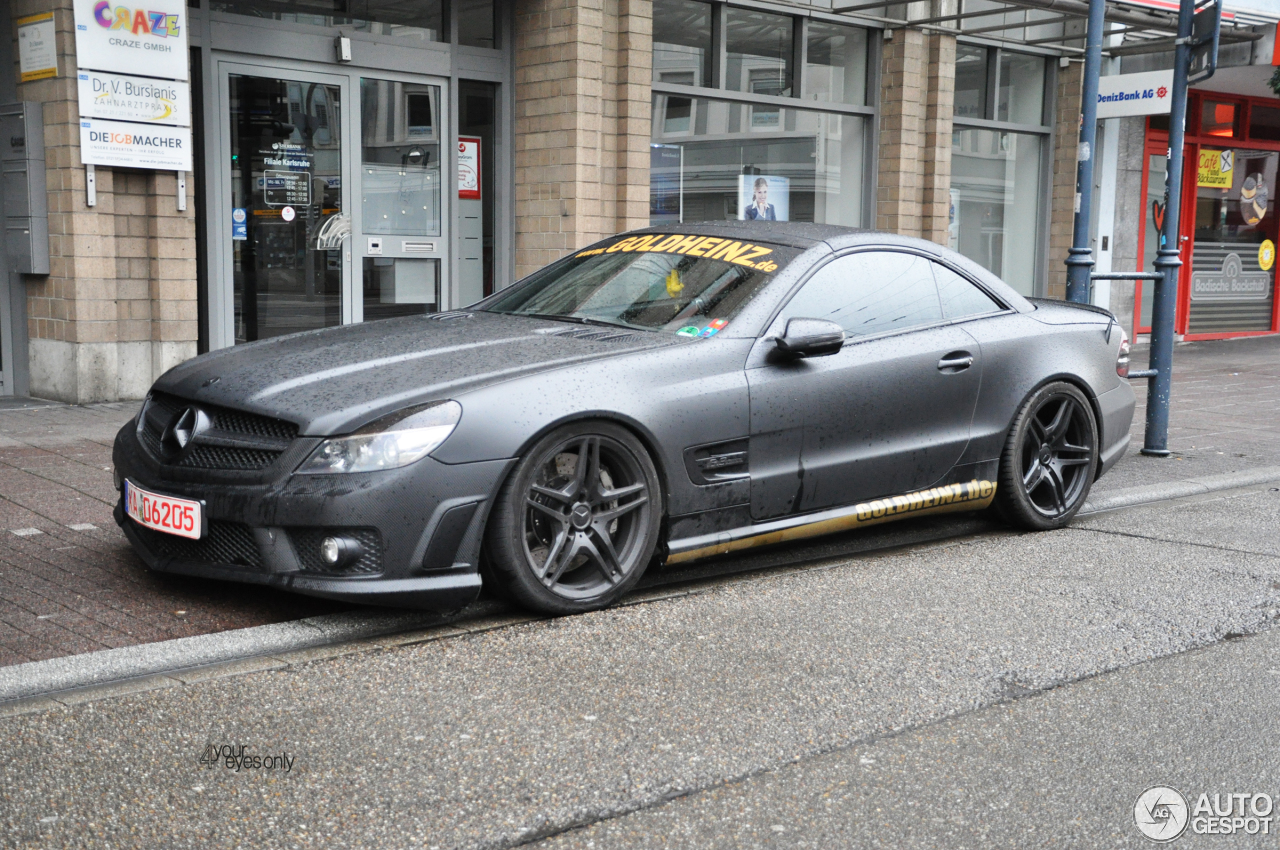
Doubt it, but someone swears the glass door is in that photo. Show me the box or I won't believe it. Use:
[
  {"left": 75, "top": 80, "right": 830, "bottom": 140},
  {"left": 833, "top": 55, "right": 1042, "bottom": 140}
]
[
  {"left": 354, "top": 76, "right": 448, "bottom": 321},
  {"left": 217, "top": 63, "right": 353, "bottom": 345}
]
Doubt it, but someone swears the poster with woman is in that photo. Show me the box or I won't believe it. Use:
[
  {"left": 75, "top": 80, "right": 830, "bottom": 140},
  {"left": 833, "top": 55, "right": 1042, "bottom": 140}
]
[{"left": 739, "top": 175, "right": 789, "bottom": 221}]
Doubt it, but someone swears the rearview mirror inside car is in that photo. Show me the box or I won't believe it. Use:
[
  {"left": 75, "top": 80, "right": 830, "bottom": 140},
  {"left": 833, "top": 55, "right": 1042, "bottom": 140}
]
[{"left": 773, "top": 318, "right": 845, "bottom": 358}]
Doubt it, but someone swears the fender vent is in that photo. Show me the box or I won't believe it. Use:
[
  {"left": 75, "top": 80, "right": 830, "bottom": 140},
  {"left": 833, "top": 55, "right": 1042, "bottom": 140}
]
[{"left": 427, "top": 311, "right": 473, "bottom": 321}]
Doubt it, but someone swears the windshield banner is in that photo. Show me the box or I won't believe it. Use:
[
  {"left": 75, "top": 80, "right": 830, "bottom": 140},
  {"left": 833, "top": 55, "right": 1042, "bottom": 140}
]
[{"left": 577, "top": 234, "right": 779, "bottom": 272}]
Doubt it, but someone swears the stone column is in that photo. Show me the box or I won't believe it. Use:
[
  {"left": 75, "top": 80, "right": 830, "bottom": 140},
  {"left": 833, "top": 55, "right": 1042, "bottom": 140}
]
[
  {"left": 512, "top": 0, "right": 652, "bottom": 280},
  {"left": 14, "top": 0, "right": 197, "bottom": 402},
  {"left": 921, "top": 31, "right": 956, "bottom": 245},
  {"left": 1047, "top": 58, "right": 1084, "bottom": 300},
  {"left": 875, "top": 28, "right": 927, "bottom": 237}
]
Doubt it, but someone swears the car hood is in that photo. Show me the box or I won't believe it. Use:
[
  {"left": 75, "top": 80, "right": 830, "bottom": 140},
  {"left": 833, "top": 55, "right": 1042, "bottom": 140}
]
[{"left": 152, "top": 312, "right": 679, "bottom": 435}]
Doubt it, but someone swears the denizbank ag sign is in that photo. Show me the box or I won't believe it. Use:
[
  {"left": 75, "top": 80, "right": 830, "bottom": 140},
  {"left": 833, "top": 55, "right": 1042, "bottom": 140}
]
[
  {"left": 1096, "top": 70, "right": 1174, "bottom": 120},
  {"left": 79, "top": 119, "right": 192, "bottom": 170}
]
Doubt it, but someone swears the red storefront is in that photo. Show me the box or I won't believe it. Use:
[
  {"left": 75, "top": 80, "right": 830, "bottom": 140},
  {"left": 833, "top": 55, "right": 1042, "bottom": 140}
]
[{"left": 1137, "top": 92, "right": 1280, "bottom": 339}]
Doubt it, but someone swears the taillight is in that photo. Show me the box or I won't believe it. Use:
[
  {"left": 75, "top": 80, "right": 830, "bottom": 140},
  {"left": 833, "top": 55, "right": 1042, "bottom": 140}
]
[{"left": 1116, "top": 327, "right": 1130, "bottom": 377}]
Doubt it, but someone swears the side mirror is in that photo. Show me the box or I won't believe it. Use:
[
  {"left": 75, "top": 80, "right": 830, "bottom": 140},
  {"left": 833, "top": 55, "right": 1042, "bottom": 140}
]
[{"left": 773, "top": 318, "right": 844, "bottom": 358}]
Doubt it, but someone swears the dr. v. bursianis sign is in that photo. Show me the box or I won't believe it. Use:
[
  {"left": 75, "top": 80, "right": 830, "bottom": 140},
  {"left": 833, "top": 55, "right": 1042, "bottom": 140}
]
[{"left": 73, "top": 0, "right": 189, "bottom": 81}]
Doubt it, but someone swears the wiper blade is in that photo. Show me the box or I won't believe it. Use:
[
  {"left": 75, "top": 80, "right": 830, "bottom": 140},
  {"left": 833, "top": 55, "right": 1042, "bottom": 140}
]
[{"left": 518, "top": 313, "right": 644, "bottom": 332}]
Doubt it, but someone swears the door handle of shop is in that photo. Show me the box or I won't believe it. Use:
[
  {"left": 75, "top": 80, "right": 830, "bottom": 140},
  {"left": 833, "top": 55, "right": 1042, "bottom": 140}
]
[{"left": 938, "top": 352, "right": 974, "bottom": 373}]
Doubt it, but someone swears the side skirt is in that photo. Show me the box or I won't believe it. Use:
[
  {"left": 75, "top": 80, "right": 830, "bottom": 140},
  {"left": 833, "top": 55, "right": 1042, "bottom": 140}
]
[{"left": 664, "top": 479, "right": 998, "bottom": 565}]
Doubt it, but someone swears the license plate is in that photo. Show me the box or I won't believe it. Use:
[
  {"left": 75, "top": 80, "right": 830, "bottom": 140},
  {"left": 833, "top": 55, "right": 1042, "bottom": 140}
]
[{"left": 124, "top": 480, "right": 204, "bottom": 540}]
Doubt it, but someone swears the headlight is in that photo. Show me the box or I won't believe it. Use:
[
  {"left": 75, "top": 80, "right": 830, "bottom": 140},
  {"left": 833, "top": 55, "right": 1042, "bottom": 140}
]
[{"left": 298, "top": 400, "right": 462, "bottom": 474}]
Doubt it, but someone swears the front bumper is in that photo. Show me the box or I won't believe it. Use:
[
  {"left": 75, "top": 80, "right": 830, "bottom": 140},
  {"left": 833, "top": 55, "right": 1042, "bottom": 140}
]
[{"left": 113, "top": 421, "right": 514, "bottom": 611}]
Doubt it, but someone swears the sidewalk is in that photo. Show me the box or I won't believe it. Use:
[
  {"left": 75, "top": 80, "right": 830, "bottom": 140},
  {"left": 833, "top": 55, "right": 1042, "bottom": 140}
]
[{"left": 0, "top": 334, "right": 1276, "bottom": 667}]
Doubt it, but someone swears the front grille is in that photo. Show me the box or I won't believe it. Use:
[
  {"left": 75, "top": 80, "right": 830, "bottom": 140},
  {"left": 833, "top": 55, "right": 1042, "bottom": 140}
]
[
  {"left": 289, "top": 528, "right": 384, "bottom": 576},
  {"left": 138, "top": 392, "right": 298, "bottom": 472},
  {"left": 132, "top": 520, "right": 263, "bottom": 569}
]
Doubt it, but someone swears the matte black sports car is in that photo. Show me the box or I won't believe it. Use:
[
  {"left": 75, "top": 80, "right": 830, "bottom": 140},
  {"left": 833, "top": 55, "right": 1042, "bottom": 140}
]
[{"left": 113, "top": 224, "right": 1136, "bottom": 615}]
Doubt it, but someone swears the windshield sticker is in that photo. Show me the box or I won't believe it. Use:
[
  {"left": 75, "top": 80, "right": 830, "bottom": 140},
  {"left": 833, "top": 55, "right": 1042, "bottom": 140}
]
[
  {"left": 676, "top": 326, "right": 701, "bottom": 338},
  {"left": 708, "top": 318, "right": 728, "bottom": 331},
  {"left": 577, "top": 235, "right": 780, "bottom": 272},
  {"left": 698, "top": 326, "right": 719, "bottom": 338}
]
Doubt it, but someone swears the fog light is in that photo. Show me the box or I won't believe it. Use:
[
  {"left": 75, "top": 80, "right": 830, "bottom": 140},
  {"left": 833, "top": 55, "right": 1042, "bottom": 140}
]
[{"left": 320, "top": 536, "right": 342, "bottom": 566}]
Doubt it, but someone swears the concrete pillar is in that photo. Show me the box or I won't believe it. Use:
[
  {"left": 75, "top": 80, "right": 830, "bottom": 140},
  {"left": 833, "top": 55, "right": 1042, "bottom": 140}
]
[{"left": 512, "top": 0, "right": 652, "bottom": 280}]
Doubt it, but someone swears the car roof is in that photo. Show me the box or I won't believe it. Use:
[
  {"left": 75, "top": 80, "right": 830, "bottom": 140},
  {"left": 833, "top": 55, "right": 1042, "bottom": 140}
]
[{"left": 618, "top": 223, "right": 1035, "bottom": 314}]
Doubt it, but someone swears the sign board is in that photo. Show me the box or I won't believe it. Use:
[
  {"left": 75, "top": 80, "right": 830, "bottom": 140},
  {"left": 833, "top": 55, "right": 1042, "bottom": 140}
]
[
  {"left": 458, "top": 137, "right": 481, "bottom": 200},
  {"left": 1191, "top": 252, "right": 1270, "bottom": 300},
  {"left": 73, "top": 0, "right": 189, "bottom": 81},
  {"left": 231, "top": 207, "right": 247, "bottom": 241},
  {"left": 17, "top": 13, "right": 58, "bottom": 82},
  {"left": 264, "top": 170, "right": 311, "bottom": 206},
  {"left": 1198, "top": 148, "right": 1233, "bottom": 188},
  {"left": 79, "top": 118, "right": 192, "bottom": 170},
  {"left": 1096, "top": 71, "right": 1174, "bottom": 119},
  {"left": 77, "top": 70, "right": 190, "bottom": 126}
]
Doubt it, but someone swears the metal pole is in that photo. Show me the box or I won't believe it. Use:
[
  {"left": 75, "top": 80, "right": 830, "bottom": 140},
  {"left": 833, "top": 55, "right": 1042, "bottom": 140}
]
[
  {"left": 1142, "top": 0, "right": 1193, "bottom": 456},
  {"left": 1065, "top": 0, "right": 1107, "bottom": 304}
]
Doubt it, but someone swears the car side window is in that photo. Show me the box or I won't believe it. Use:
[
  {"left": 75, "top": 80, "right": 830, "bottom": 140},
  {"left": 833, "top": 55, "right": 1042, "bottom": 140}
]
[
  {"left": 779, "top": 251, "right": 943, "bottom": 339},
  {"left": 932, "top": 262, "right": 1003, "bottom": 320}
]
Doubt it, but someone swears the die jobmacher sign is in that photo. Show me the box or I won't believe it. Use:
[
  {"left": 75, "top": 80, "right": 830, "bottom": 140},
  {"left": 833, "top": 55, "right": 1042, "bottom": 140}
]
[
  {"left": 73, "top": 0, "right": 189, "bottom": 81},
  {"left": 79, "top": 119, "right": 192, "bottom": 170}
]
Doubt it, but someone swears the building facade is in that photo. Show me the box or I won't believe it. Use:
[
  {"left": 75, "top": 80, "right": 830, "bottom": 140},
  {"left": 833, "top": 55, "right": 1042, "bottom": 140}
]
[{"left": 1, "top": 0, "right": 1276, "bottom": 402}]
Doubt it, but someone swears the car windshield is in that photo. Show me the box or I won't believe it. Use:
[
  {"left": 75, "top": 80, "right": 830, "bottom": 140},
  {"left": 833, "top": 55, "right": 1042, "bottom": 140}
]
[{"left": 483, "top": 233, "right": 797, "bottom": 336}]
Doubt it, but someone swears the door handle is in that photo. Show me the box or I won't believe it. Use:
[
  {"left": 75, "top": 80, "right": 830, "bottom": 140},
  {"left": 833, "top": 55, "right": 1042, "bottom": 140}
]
[{"left": 938, "top": 352, "right": 974, "bottom": 372}]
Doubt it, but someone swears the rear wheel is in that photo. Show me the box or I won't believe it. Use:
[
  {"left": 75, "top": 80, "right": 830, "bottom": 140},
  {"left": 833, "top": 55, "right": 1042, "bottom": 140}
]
[
  {"left": 484, "top": 422, "right": 662, "bottom": 614},
  {"left": 995, "top": 382, "right": 1098, "bottom": 530}
]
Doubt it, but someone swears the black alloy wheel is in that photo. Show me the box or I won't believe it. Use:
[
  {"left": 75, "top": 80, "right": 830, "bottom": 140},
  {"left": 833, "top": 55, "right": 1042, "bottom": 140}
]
[
  {"left": 485, "top": 422, "right": 662, "bottom": 614},
  {"left": 995, "top": 381, "right": 1099, "bottom": 530}
]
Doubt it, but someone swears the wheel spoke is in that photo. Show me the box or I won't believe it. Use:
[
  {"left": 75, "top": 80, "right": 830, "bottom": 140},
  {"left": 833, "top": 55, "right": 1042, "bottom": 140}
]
[
  {"left": 1058, "top": 441, "right": 1090, "bottom": 455},
  {"left": 1027, "top": 415, "right": 1048, "bottom": 445},
  {"left": 1044, "top": 399, "right": 1074, "bottom": 445},
  {"left": 1023, "top": 459, "right": 1046, "bottom": 491},
  {"left": 583, "top": 527, "right": 623, "bottom": 584},
  {"left": 1045, "top": 465, "right": 1068, "bottom": 511},
  {"left": 1056, "top": 456, "right": 1092, "bottom": 468},
  {"left": 530, "top": 482, "right": 574, "bottom": 505},
  {"left": 536, "top": 528, "right": 573, "bottom": 584},
  {"left": 596, "top": 493, "right": 648, "bottom": 523},
  {"left": 526, "top": 497, "right": 567, "bottom": 521},
  {"left": 597, "top": 480, "right": 645, "bottom": 505}
]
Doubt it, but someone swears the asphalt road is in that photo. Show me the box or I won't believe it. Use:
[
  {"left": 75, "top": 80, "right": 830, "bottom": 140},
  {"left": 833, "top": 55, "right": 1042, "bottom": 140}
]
[{"left": 3, "top": 485, "right": 1279, "bottom": 849}]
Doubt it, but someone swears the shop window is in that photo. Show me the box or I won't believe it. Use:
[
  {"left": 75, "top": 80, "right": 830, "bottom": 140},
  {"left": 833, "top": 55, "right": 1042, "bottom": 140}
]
[
  {"left": 997, "top": 52, "right": 1045, "bottom": 125},
  {"left": 456, "top": 0, "right": 496, "bottom": 48},
  {"left": 653, "top": 0, "right": 713, "bottom": 88},
  {"left": 1248, "top": 105, "right": 1280, "bottom": 142},
  {"left": 954, "top": 45, "right": 989, "bottom": 120},
  {"left": 725, "top": 9, "right": 793, "bottom": 98},
  {"left": 1200, "top": 100, "right": 1238, "bottom": 138},
  {"left": 805, "top": 22, "right": 868, "bottom": 106},
  {"left": 211, "top": 0, "right": 444, "bottom": 42},
  {"left": 949, "top": 128, "right": 1043, "bottom": 295},
  {"left": 649, "top": 96, "right": 866, "bottom": 228}
]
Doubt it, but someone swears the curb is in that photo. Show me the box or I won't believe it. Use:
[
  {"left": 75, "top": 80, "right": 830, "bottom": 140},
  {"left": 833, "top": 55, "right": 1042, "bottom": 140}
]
[
  {"left": 4, "top": 467, "right": 1280, "bottom": 710},
  {"left": 1080, "top": 466, "right": 1280, "bottom": 515}
]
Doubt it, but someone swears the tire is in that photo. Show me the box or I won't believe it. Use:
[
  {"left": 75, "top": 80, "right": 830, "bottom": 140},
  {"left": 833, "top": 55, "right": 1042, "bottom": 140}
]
[
  {"left": 994, "top": 381, "right": 1099, "bottom": 530},
  {"left": 484, "top": 421, "right": 663, "bottom": 615}
]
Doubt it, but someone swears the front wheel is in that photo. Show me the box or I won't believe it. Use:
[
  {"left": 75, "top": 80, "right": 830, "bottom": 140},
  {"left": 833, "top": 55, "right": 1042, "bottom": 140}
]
[
  {"left": 484, "top": 422, "right": 662, "bottom": 615},
  {"left": 994, "top": 382, "right": 1099, "bottom": 530}
]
